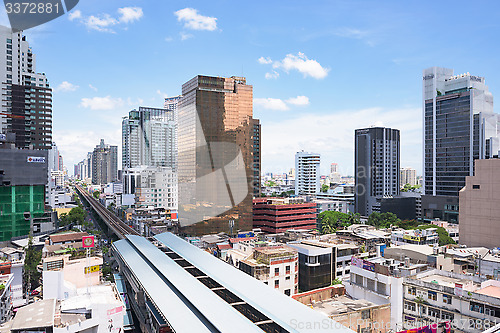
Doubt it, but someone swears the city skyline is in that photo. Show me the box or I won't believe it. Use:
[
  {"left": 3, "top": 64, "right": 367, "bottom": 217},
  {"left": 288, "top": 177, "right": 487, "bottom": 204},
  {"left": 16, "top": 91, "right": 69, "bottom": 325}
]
[{"left": 2, "top": 1, "right": 500, "bottom": 176}]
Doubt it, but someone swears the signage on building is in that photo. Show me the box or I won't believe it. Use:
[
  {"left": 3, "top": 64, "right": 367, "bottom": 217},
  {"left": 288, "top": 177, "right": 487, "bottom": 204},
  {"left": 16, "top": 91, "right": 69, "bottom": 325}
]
[
  {"left": 27, "top": 156, "right": 46, "bottom": 163},
  {"left": 403, "top": 234, "right": 421, "bottom": 242},
  {"left": 82, "top": 235, "right": 95, "bottom": 248},
  {"left": 423, "top": 74, "right": 435, "bottom": 80},
  {"left": 454, "top": 283, "right": 463, "bottom": 297},
  {"left": 107, "top": 306, "right": 123, "bottom": 316},
  {"left": 470, "top": 75, "right": 483, "bottom": 83},
  {"left": 84, "top": 265, "right": 100, "bottom": 274},
  {"left": 351, "top": 256, "right": 375, "bottom": 272}
]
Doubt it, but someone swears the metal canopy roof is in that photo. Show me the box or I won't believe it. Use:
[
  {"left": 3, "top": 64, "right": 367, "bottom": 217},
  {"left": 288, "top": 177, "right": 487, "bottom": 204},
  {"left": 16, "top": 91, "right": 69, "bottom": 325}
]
[
  {"left": 124, "top": 235, "right": 263, "bottom": 333},
  {"left": 155, "top": 232, "right": 355, "bottom": 333},
  {"left": 113, "top": 239, "right": 212, "bottom": 333}
]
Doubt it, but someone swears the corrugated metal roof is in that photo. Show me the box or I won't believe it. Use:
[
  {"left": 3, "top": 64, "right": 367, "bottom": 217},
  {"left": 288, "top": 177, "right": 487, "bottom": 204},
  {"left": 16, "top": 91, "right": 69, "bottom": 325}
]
[
  {"left": 155, "top": 232, "right": 355, "bottom": 333},
  {"left": 125, "top": 235, "right": 264, "bottom": 333},
  {"left": 112, "top": 239, "right": 213, "bottom": 333}
]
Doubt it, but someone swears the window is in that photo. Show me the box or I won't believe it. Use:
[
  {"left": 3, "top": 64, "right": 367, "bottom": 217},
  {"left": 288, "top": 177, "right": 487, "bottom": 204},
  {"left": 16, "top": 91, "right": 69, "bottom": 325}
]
[
  {"left": 473, "top": 184, "right": 480, "bottom": 189},
  {"left": 428, "top": 308, "right": 440, "bottom": 318},
  {"left": 428, "top": 290, "right": 437, "bottom": 301},
  {"left": 408, "top": 286, "right": 417, "bottom": 296},
  {"left": 274, "top": 267, "right": 279, "bottom": 276},
  {"left": 284, "top": 289, "right": 291, "bottom": 296},
  {"left": 285, "top": 276, "right": 290, "bottom": 280},
  {"left": 286, "top": 265, "right": 290, "bottom": 274},
  {"left": 404, "top": 301, "right": 416, "bottom": 312},
  {"left": 361, "top": 310, "right": 370, "bottom": 319},
  {"left": 274, "top": 280, "right": 279, "bottom": 288},
  {"left": 443, "top": 294, "right": 452, "bottom": 304}
]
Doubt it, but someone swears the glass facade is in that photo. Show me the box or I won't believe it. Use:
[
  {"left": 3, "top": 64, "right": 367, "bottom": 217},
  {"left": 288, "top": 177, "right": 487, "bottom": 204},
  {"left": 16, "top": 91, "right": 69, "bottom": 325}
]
[
  {"left": 424, "top": 91, "right": 475, "bottom": 197},
  {"left": 0, "top": 185, "right": 45, "bottom": 241},
  {"left": 297, "top": 253, "right": 332, "bottom": 292},
  {"left": 177, "top": 76, "right": 260, "bottom": 236}
]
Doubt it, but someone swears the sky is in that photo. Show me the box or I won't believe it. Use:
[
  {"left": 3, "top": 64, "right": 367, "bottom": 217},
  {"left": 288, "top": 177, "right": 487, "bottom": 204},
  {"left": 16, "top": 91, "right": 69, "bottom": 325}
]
[{"left": 2, "top": 0, "right": 500, "bottom": 176}]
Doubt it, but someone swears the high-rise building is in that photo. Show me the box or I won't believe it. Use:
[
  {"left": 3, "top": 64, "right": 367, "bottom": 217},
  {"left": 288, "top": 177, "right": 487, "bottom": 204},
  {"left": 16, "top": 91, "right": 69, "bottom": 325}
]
[
  {"left": 294, "top": 151, "right": 320, "bottom": 196},
  {"left": 459, "top": 158, "right": 500, "bottom": 249},
  {"left": 177, "top": 75, "right": 260, "bottom": 236},
  {"left": 0, "top": 27, "right": 52, "bottom": 150},
  {"left": 355, "top": 127, "right": 400, "bottom": 216},
  {"left": 422, "top": 67, "right": 499, "bottom": 222},
  {"left": 330, "top": 163, "right": 338, "bottom": 173},
  {"left": 0, "top": 134, "right": 51, "bottom": 241},
  {"left": 164, "top": 95, "right": 181, "bottom": 112},
  {"left": 400, "top": 167, "right": 417, "bottom": 187},
  {"left": 91, "top": 139, "right": 118, "bottom": 185},
  {"left": 122, "top": 106, "right": 177, "bottom": 170}
]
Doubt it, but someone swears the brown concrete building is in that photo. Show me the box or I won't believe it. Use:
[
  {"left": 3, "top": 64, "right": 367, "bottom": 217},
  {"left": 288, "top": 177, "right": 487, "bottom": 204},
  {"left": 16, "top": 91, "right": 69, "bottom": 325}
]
[
  {"left": 459, "top": 158, "right": 500, "bottom": 248},
  {"left": 253, "top": 197, "right": 317, "bottom": 233},
  {"left": 178, "top": 75, "right": 260, "bottom": 236}
]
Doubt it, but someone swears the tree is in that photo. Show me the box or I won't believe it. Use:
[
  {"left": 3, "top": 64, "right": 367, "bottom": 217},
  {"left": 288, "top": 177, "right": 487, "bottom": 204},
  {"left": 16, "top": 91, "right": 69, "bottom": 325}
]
[
  {"left": 24, "top": 236, "right": 42, "bottom": 293},
  {"left": 318, "top": 211, "right": 355, "bottom": 234},
  {"left": 401, "top": 184, "right": 422, "bottom": 192},
  {"left": 367, "top": 212, "right": 400, "bottom": 229},
  {"left": 59, "top": 206, "right": 85, "bottom": 226},
  {"left": 92, "top": 191, "right": 100, "bottom": 199},
  {"left": 331, "top": 278, "right": 343, "bottom": 285},
  {"left": 321, "top": 184, "right": 329, "bottom": 193}
]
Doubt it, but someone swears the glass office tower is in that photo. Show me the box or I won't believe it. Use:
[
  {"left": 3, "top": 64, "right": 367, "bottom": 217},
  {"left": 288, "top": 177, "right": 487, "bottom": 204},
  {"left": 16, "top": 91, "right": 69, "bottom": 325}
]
[
  {"left": 422, "top": 67, "right": 499, "bottom": 222},
  {"left": 177, "top": 75, "right": 260, "bottom": 236}
]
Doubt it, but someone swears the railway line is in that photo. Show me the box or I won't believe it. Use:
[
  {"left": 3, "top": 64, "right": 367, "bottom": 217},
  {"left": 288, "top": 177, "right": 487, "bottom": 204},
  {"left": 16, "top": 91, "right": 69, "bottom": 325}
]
[{"left": 75, "top": 184, "right": 139, "bottom": 239}]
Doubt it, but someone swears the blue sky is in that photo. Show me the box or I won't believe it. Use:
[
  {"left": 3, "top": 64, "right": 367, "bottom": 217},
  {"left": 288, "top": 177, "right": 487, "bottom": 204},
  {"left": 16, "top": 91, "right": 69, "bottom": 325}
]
[{"left": 2, "top": 0, "right": 500, "bottom": 176}]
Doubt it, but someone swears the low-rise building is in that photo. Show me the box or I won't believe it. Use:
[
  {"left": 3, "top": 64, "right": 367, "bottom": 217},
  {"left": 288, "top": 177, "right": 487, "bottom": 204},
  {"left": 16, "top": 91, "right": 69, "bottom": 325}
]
[
  {"left": 288, "top": 241, "right": 336, "bottom": 292},
  {"left": 49, "top": 232, "right": 88, "bottom": 246},
  {"left": 346, "top": 256, "right": 428, "bottom": 331},
  {"left": 253, "top": 197, "right": 317, "bottom": 233},
  {"left": 391, "top": 228, "right": 439, "bottom": 246},
  {"left": 0, "top": 274, "right": 13, "bottom": 324},
  {"left": 42, "top": 254, "right": 103, "bottom": 300},
  {"left": 403, "top": 269, "right": 500, "bottom": 333},
  {"left": 336, "top": 225, "right": 391, "bottom": 252},
  {"left": 239, "top": 245, "right": 298, "bottom": 296},
  {"left": 5, "top": 285, "right": 124, "bottom": 333}
]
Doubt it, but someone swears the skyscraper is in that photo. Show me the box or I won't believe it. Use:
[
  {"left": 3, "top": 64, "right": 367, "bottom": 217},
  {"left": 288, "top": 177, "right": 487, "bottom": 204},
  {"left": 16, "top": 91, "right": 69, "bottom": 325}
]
[
  {"left": 422, "top": 67, "right": 499, "bottom": 222},
  {"left": 91, "top": 139, "right": 118, "bottom": 185},
  {"left": 400, "top": 167, "right": 417, "bottom": 187},
  {"left": 294, "top": 151, "right": 320, "bottom": 196},
  {"left": 355, "top": 127, "right": 400, "bottom": 216},
  {"left": 177, "top": 75, "right": 260, "bottom": 236},
  {"left": 122, "top": 106, "right": 177, "bottom": 170},
  {"left": 0, "top": 27, "right": 52, "bottom": 149}
]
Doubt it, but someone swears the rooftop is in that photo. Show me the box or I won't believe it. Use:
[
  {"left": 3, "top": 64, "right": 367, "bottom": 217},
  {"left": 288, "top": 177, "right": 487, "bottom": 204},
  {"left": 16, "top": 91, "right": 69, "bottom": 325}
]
[
  {"left": 11, "top": 299, "right": 55, "bottom": 331},
  {"left": 49, "top": 232, "right": 88, "bottom": 243},
  {"left": 311, "top": 296, "right": 384, "bottom": 317}
]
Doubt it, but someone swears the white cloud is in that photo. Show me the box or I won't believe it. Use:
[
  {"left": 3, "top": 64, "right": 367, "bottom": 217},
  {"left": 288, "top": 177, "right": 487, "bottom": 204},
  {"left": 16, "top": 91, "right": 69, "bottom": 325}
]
[
  {"left": 118, "top": 7, "right": 143, "bottom": 23},
  {"left": 180, "top": 32, "right": 193, "bottom": 40},
  {"left": 259, "top": 107, "right": 422, "bottom": 175},
  {"left": 89, "top": 84, "right": 98, "bottom": 92},
  {"left": 156, "top": 90, "right": 169, "bottom": 99},
  {"left": 71, "top": 7, "right": 143, "bottom": 33},
  {"left": 68, "top": 9, "right": 81, "bottom": 21},
  {"left": 286, "top": 95, "right": 309, "bottom": 106},
  {"left": 254, "top": 95, "right": 311, "bottom": 110},
  {"left": 84, "top": 14, "right": 118, "bottom": 32},
  {"left": 165, "top": 36, "right": 174, "bottom": 42},
  {"left": 55, "top": 81, "right": 79, "bottom": 92},
  {"left": 174, "top": 8, "right": 217, "bottom": 31},
  {"left": 273, "top": 52, "right": 329, "bottom": 79},
  {"left": 265, "top": 71, "right": 279, "bottom": 80},
  {"left": 332, "top": 27, "right": 369, "bottom": 39},
  {"left": 80, "top": 96, "right": 124, "bottom": 110},
  {"left": 254, "top": 98, "right": 289, "bottom": 111},
  {"left": 258, "top": 57, "right": 273, "bottom": 65}
]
